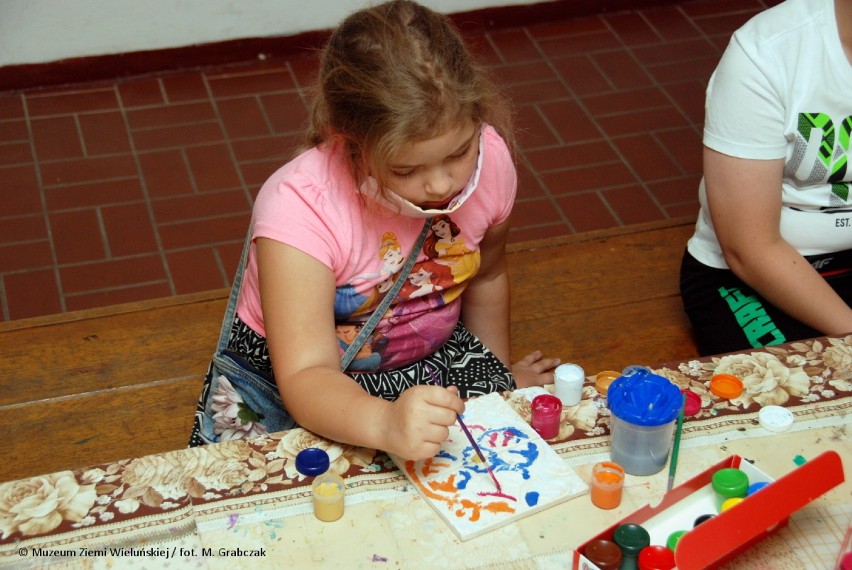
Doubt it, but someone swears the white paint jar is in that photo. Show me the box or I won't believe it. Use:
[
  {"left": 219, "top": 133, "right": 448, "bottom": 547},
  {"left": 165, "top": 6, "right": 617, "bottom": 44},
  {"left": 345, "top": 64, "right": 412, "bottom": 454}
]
[{"left": 554, "top": 363, "right": 585, "bottom": 406}]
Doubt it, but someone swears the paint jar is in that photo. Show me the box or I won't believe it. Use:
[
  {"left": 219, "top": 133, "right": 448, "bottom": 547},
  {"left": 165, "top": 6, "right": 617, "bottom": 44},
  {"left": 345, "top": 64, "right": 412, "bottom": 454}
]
[
  {"left": 295, "top": 447, "right": 346, "bottom": 522},
  {"left": 591, "top": 461, "right": 624, "bottom": 510},
  {"left": 637, "top": 545, "right": 675, "bottom": 570},
  {"left": 666, "top": 530, "right": 687, "bottom": 552},
  {"left": 693, "top": 513, "right": 715, "bottom": 527},
  {"left": 583, "top": 539, "right": 622, "bottom": 570},
  {"left": 554, "top": 363, "right": 585, "bottom": 406},
  {"left": 711, "top": 467, "right": 748, "bottom": 512},
  {"left": 613, "top": 523, "right": 651, "bottom": 570},
  {"left": 312, "top": 472, "right": 345, "bottom": 522},
  {"left": 531, "top": 394, "right": 561, "bottom": 439},
  {"left": 607, "top": 370, "right": 682, "bottom": 475}
]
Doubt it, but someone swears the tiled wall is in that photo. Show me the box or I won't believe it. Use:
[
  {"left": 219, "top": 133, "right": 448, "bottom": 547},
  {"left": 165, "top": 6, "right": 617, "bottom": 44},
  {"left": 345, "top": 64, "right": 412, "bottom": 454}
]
[{"left": 0, "top": 0, "right": 777, "bottom": 321}]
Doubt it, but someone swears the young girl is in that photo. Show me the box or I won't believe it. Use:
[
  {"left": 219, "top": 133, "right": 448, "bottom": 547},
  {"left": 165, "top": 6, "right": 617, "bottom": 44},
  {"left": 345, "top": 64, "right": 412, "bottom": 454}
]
[{"left": 191, "top": 0, "right": 559, "bottom": 460}]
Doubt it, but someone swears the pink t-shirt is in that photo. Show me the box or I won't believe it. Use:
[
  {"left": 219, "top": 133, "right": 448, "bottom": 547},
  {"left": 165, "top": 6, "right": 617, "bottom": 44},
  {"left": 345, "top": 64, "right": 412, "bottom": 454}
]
[{"left": 236, "top": 125, "right": 516, "bottom": 371}]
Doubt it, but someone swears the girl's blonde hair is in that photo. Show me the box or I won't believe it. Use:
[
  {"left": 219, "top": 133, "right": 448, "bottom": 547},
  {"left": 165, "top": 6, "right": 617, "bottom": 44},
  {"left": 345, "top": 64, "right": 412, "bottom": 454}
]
[{"left": 303, "top": 0, "right": 514, "bottom": 196}]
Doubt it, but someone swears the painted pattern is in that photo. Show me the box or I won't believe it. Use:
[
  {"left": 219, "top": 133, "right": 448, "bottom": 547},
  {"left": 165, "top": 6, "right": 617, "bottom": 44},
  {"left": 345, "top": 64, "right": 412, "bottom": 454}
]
[{"left": 390, "top": 391, "right": 588, "bottom": 541}]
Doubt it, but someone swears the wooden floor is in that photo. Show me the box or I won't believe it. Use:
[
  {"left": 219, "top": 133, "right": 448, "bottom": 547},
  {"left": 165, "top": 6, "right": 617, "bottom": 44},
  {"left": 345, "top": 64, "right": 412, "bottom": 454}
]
[
  {"left": 0, "top": 217, "right": 697, "bottom": 483},
  {"left": 507, "top": 217, "right": 697, "bottom": 370}
]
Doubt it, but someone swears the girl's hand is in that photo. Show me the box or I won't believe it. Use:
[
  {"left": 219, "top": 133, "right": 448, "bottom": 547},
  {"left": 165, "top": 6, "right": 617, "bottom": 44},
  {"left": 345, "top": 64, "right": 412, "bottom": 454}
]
[
  {"left": 379, "top": 385, "right": 464, "bottom": 461},
  {"left": 512, "top": 351, "right": 560, "bottom": 388}
]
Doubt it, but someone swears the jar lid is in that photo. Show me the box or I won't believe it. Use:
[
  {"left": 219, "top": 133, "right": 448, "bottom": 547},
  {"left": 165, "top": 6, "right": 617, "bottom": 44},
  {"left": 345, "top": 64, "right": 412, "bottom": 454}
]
[
  {"left": 693, "top": 513, "right": 715, "bottom": 527},
  {"left": 295, "top": 447, "right": 330, "bottom": 477},
  {"left": 613, "top": 523, "right": 651, "bottom": 555},
  {"left": 758, "top": 406, "right": 794, "bottom": 432},
  {"left": 682, "top": 389, "right": 701, "bottom": 416},
  {"left": 595, "top": 370, "right": 621, "bottom": 396},
  {"left": 711, "top": 467, "right": 749, "bottom": 496},
  {"left": 710, "top": 374, "right": 743, "bottom": 399},
  {"left": 638, "top": 545, "right": 675, "bottom": 570},
  {"left": 607, "top": 370, "right": 683, "bottom": 426}
]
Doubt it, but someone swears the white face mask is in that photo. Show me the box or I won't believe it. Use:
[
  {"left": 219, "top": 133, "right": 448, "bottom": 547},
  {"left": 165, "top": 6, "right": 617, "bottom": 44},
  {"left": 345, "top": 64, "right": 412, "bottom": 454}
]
[{"left": 361, "top": 130, "right": 484, "bottom": 219}]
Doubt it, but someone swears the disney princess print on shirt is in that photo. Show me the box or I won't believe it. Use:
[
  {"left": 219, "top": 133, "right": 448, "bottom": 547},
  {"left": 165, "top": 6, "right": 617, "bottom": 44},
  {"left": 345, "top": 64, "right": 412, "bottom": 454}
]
[{"left": 334, "top": 214, "right": 481, "bottom": 371}]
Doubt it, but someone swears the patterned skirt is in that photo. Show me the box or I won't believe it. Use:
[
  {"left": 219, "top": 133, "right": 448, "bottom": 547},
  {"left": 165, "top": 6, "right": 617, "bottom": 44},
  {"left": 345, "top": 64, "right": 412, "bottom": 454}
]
[{"left": 189, "top": 316, "right": 515, "bottom": 446}]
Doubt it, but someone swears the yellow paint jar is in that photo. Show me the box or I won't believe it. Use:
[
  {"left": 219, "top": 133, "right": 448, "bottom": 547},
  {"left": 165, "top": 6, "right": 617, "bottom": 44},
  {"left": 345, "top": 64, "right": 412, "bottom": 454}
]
[{"left": 312, "top": 472, "right": 345, "bottom": 522}]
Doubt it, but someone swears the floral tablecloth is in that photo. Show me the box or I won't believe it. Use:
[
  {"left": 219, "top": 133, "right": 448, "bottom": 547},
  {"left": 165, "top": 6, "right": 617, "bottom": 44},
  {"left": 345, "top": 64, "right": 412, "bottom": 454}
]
[{"left": 1, "top": 335, "right": 850, "bottom": 569}]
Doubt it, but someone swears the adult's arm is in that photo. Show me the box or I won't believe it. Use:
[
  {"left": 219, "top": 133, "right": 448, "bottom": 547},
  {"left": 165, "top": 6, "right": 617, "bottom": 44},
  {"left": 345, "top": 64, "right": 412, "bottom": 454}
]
[{"left": 704, "top": 147, "right": 852, "bottom": 335}]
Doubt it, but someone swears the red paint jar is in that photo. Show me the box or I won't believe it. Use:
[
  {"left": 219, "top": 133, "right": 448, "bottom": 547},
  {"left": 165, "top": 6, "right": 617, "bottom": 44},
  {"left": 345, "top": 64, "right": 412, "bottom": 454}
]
[{"left": 530, "top": 394, "right": 561, "bottom": 439}]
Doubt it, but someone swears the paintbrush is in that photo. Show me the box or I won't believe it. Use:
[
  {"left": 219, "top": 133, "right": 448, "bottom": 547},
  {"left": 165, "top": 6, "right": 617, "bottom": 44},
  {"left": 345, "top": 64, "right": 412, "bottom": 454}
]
[
  {"left": 667, "top": 393, "right": 687, "bottom": 492},
  {"left": 425, "top": 364, "right": 502, "bottom": 493}
]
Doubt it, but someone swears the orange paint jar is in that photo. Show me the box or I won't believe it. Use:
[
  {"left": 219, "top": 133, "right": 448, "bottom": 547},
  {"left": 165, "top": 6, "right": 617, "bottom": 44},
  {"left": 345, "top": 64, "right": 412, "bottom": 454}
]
[{"left": 591, "top": 461, "right": 625, "bottom": 509}]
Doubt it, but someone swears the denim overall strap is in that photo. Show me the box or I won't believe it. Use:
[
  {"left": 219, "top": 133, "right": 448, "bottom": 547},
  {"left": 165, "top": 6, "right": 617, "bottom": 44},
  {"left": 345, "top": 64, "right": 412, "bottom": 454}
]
[
  {"left": 215, "top": 227, "right": 253, "bottom": 354},
  {"left": 340, "top": 217, "right": 433, "bottom": 370}
]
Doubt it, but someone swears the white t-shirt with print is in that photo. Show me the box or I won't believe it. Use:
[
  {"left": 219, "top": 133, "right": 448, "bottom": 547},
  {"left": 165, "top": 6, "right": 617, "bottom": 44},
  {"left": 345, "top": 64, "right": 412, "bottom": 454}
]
[{"left": 687, "top": 0, "right": 852, "bottom": 268}]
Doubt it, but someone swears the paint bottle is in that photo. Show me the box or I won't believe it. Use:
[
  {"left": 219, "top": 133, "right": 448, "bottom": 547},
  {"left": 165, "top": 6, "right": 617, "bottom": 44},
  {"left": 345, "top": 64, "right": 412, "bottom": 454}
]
[
  {"left": 583, "top": 539, "right": 623, "bottom": 570},
  {"left": 747, "top": 481, "right": 770, "bottom": 496},
  {"left": 693, "top": 513, "right": 714, "bottom": 527},
  {"left": 612, "top": 523, "right": 651, "bottom": 570},
  {"left": 711, "top": 467, "right": 748, "bottom": 512},
  {"left": 554, "top": 363, "right": 585, "bottom": 406},
  {"left": 591, "top": 461, "right": 624, "bottom": 510},
  {"left": 295, "top": 447, "right": 345, "bottom": 522},
  {"left": 531, "top": 394, "right": 561, "bottom": 439},
  {"left": 637, "top": 545, "right": 675, "bottom": 570}
]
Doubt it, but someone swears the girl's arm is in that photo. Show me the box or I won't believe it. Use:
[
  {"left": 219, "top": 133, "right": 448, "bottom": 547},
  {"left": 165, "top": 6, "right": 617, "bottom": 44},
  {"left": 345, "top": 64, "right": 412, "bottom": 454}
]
[
  {"left": 461, "top": 219, "right": 559, "bottom": 387},
  {"left": 705, "top": 147, "right": 852, "bottom": 335},
  {"left": 256, "top": 237, "right": 464, "bottom": 460}
]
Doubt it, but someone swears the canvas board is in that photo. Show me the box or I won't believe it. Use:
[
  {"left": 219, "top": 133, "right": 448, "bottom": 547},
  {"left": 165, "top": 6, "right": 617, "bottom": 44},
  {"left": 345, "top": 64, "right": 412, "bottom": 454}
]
[{"left": 389, "top": 391, "right": 589, "bottom": 541}]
